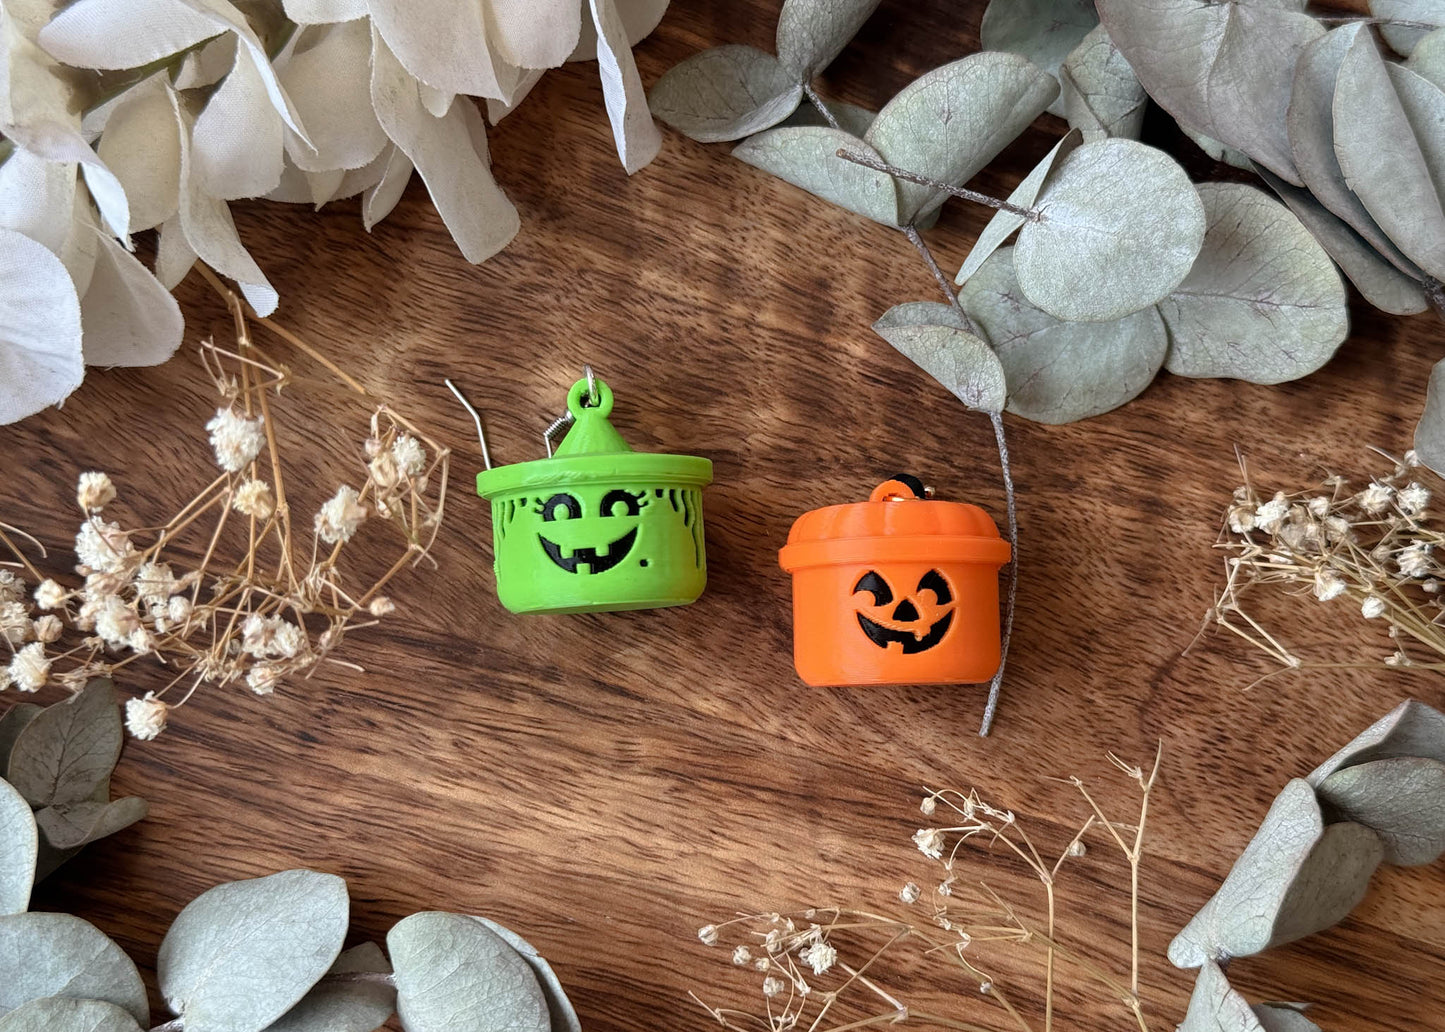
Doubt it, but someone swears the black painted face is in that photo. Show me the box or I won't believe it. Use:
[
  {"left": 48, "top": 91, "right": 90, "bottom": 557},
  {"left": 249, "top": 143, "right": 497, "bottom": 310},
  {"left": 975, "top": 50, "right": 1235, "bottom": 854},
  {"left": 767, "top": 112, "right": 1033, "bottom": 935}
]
[
  {"left": 853, "top": 569, "right": 955, "bottom": 653},
  {"left": 536, "top": 488, "right": 642, "bottom": 574}
]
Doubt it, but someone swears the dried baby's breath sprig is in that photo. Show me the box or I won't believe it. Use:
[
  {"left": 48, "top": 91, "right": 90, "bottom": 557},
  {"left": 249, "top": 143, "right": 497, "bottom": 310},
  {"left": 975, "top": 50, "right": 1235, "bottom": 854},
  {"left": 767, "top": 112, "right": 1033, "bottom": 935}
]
[
  {"left": 693, "top": 753, "right": 1162, "bottom": 1032},
  {"left": 1, "top": 269, "right": 451, "bottom": 735},
  {"left": 1202, "top": 449, "right": 1445, "bottom": 684}
]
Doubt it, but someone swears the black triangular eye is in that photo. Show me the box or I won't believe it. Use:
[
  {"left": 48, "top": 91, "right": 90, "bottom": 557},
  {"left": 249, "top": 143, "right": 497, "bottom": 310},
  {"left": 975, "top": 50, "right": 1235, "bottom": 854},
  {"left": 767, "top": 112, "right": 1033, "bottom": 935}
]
[
  {"left": 918, "top": 569, "right": 952, "bottom": 604},
  {"left": 853, "top": 571, "right": 893, "bottom": 605}
]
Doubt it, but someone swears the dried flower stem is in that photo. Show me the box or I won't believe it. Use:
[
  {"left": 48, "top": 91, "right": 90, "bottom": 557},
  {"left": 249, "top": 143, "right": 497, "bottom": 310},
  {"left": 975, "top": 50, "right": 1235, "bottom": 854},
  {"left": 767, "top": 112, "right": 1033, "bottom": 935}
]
[{"left": 837, "top": 150, "right": 1039, "bottom": 220}]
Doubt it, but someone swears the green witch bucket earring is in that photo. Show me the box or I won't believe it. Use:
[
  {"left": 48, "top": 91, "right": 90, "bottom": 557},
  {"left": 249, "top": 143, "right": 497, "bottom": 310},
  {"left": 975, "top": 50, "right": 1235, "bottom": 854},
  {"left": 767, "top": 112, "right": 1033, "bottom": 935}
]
[{"left": 448, "top": 368, "right": 712, "bottom": 615}]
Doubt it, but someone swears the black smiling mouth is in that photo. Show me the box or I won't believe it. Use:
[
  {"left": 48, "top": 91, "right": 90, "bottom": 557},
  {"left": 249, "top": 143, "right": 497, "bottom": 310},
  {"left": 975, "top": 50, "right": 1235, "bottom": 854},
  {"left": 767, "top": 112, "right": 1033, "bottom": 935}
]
[
  {"left": 539, "top": 528, "right": 638, "bottom": 574},
  {"left": 856, "top": 610, "right": 954, "bottom": 654}
]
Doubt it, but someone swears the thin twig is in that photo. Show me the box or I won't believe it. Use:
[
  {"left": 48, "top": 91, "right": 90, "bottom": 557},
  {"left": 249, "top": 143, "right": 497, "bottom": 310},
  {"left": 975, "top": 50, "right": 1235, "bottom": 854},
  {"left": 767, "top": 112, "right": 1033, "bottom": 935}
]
[
  {"left": 803, "top": 82, "right": 841, "bottom": 129},
  {"left": 981, "top": 411, "right": 1018, "bottom": 736},
  {"left": 838, "top": 149, "right": 1038, "bottom": 220}
]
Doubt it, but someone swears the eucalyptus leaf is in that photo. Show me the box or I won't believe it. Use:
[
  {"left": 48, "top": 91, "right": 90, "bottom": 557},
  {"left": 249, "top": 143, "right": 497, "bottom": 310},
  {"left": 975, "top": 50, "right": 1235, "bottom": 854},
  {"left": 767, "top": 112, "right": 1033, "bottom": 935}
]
[
  {"left": 1307, "top": 700, "right": 1445, "bottom": 783},
  {"left": 1316, "top": 757, "right": 1445, "bottom": 865},
  {"left": 264, "top": 942, "right": 395, "bottom": 1032},
  {"left": 647, "top": 45, "right": 803, "bottom": 143},
  {"left": 1179, "top": 960, "right": 1265, "bottom": 1032},
  {"left": 1059, "top": 24, "right": 1147, "bottom": 141},
  {"left": 0, "top": 996, "right": 142, "bottom": 1032},
  {"left": 1168, "top": 779, "right": 1383, "bottom": 967},
  {"left": 1255, "top": 167, "right": 1427, "bottom": 315},
  {"left": 1333, "top": 30, "right": 1445, "bottom": 282},
  {"left": 1254, "top": 1004, "right": 1323, "bottom": 1032},
  {"left": 732, "top": 126, "right": 898, "bottom": 226},
  {"left": 1013, "top": 137, "right": 1204, "bottom": 322},
  {"left": 956, "top": 129, "right": 1082, "bottom": 286},
  {"left": 980, "top": 0, "right": 1098, "bottom": 116},
  {"left": 775, "top": 0, "right": 882, "bottom": 80},
  {"left": 1417, "top": 363, "right": 1445, "bottom": 478},
  {"left": 388, "top": 912, "right": 549, "bottom": 1032},
  {"left": 32, "top": 839, "right": 81, "bottom": 883},
  {"left": 1407, "top": 27, "right": 1445, "bottom": 88},
  {"left": 7, "top": 680, "right": 121, "bottom": 809},
  {"left": 871, "top": 307, "right": 1007, "bottom": 413},
  {"left": 0, "top": 780, "right": 35, "bottom": 917},
  {"left": 1288, "top": 25, "right": 1422, "bottom": 275},
  {"left": 1096, "top": 0, "right": 1323, "bottom": 183},
  {"left": 158, "top": 869, "right": 349, "bottom": 1032},
  {"left": 863, "top": 52, "right": 1059, "bottom": 224},
  {"left": 1160, "top": 183, "right": 1348, "bottom": 384},
  {"left": 0, "top": 706, "right": 39, "bottom": 775},
  {"left": 472, "top": 918, "right": 581, "bottom": 1032},
  {"left": 1371, "top": 0, "right": 1445, "bottom": 56},
  {"left": 34, "top": 797, "right": 147, "bottom": 851},
  {"left": 960, "top": 247, "right": 1167, "bottom": 423},
  {"left": 0, "top": 912, "right": 148, "bottom": 1023}
]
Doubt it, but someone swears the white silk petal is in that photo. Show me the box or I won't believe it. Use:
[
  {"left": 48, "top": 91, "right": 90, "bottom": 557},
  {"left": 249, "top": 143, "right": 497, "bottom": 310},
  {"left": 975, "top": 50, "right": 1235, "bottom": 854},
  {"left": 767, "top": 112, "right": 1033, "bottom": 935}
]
[
  {"left": 95, "top": 75, "right": 180, "bottom": 231},
  {"left": 172, "top": 33, "right": 237, "bottom": 90},
  {"left": 38, "top": 0, "right": 221, "bottom": 70},
  {"left": 368, "top": 0, "right": 507, "bottom": 99},
  {"left": 362, "top": 143, "right": 413, "bottom": 228},
  {"left": 265, "top": 155, "right": 313, "bottom": 203},
  {"left": 370, "top": 29, "right": 517, "bottom": 260},
  {"left": 191, "top": 44, "right": 285, "bottom": 198},
  {"left": 418, "top": 81, "right": 454, "bottom": 119},
  {"left": 59, "top": 182, "right": 101, "bottom": 298},
  {"left": 487, "top": 0, "right": 581, "bottom": 69},
  {"left": 589, "top": 0, "right": 660, "bottom": 173},
  {"left": 182, "top": 0, "right": 311, "bottom": 142},
  {"left": 0, "top": 146, "right": 76, "bottom": 253},
  {"left": 279, "top": 20, "right": 386, "bottom": 171},
  {"left": 171, "top": 88, "right": 279, "bottom": 314},
  {"left": 281, "top": 0, "right": 367, "bottom": 23},
  {"left": 80, "top": 232, "right": 184, "bottom": 367},
  {"left": 570, "top": 0, "right": 668, "bottom": 61},
  {"left": 154, "top": 214, "right": 197, "bottom": 290},
  {"left": 307, "top": 167, "right": 346, "bottom": 206},
  {"left": 333, "top": 145, "right": 392, "bottom": 201},
  {"left": 0, "top": 227, "right": 83, "bottom": 425}
]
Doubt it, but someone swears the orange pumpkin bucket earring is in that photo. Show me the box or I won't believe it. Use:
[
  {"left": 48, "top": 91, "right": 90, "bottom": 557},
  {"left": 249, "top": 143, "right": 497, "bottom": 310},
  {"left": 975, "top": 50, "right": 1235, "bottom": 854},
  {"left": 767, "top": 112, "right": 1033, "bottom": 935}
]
[{"left": 779, "top": 475, "right": 1011, "bottom": 688}]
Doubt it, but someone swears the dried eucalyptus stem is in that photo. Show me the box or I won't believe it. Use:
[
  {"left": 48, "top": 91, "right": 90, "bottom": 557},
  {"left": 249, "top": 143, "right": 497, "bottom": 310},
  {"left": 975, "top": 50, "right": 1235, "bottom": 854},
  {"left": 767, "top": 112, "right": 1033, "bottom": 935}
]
[
  {"left": 899, "top": 223, "right": 1019, "bottom": 736},
  {"left": 0, "top": 266, "right": 451, "bottom": 735},
  {"left": 837, "top": 149, "right": 1040, "bottom": 220},
  {"left": 695, "top": 756, "right": 1161, "bottom": 1032}
]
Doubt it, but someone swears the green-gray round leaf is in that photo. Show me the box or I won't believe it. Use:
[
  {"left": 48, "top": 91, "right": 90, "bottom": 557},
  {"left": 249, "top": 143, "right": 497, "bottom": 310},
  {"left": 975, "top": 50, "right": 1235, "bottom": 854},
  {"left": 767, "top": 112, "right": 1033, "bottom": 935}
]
[
  {"left": 1168, "top": 779, "right": 1382, "bottom": 967},
  {"left": 1308, "top": 700, "right": 1445, "bottom": 783},
  {"left": 961, "top": 247, "right": 1166, "bottom": 424},
  {"left": 957, "top": 129, "right": 1082, "bottom": 286},
  {"left": 1059, "top": 24, "right": 1147, "bottom": 141},
  {"left": 264, "top": 942, "right": 395, "bottom": 1032},
  {"left": 871, "top": 307, "right": 1007, "bottom": 413},
  {"left": 158, "top": 869, "right": 349, "bottom": 1032},
  {"left": 732, "top": 126, "right": 898, "bottom": 226},
  {"left": 388, "top": 912, "right": 549, "bottom": 1032},
  {"left": 0, "top": 912, "right": 148, "bottom": 1023},
  {"left": 0, "top": 996, "right": 142, "bottom": 1032},
  {"left": 1416, "top": 361, "right": 1445, "bottom": 478},
  {"left": 775, "top": 0, "right": 882, "bottom": 79},
  {"left": 1333, "top": 30, "right": 1445, "bottom": 282},
  {"left": 647, "top": 45, "right": 803, "bottom": 143},
  {"left": 35, "top": 797, "right": 147, "bottom": 851},
  {"left": 863, "top": 51, "right": 1058, "bottom": 224},
  {"left": 0, "top": 780, "right": 34, "bottom": 917},
  {"left": 1371, "top": 0, "right": 1445, "bottom": 55},
  {"left": 0, "top": 706, "right": 40, "bottom": 776},
  {"left": 1317, "top": 756, "right": 1445, "bottom": 865},
  {"left": 1160, "top": 182, "right": 1347, "bottom": 384},
  {"left": 1179, "top": 961, "right": 1264, "bottom": 1032},
  {"left": 472, "top": 918, "right": 580, "bottom": 1032},
  {"left": 1255, "top": 1005, "right": 1323, "bottom": 1032},
  {"left": 1408, "top": 27, "right": 1445, "bottom": 88},
  {"left": 1014, "top": 137, "right": 1204, "bottom": 322},
  {"left": 981, "top": 0, "right": 1098, "bottom": 116},
  {"left": 7, "top": 679, "right": 120, "bottom": 808}
]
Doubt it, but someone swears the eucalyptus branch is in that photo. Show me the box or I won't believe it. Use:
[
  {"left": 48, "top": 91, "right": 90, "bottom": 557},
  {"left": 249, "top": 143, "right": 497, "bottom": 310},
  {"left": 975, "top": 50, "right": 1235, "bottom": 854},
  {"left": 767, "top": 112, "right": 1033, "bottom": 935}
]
[
  {"left": 804, "top": 83, "right": 841, "bottom": 130},
  {"left": 837, "top": 149, "right": 1039, "bottom": 220}
]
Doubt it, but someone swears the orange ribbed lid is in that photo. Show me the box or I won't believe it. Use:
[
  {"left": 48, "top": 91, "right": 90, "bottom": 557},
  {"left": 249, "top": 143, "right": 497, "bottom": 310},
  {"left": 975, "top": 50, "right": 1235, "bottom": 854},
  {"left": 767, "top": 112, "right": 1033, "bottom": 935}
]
[{"left": 780, "top": 476, "right": 1011, "bottom": 571}]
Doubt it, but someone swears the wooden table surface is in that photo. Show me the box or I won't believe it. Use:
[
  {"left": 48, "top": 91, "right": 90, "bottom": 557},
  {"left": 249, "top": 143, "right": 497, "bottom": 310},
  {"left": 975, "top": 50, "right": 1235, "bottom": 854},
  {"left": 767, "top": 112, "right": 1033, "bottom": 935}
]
[{"left": 6, "top": 2, "right": 1444, "bottom": 1029}]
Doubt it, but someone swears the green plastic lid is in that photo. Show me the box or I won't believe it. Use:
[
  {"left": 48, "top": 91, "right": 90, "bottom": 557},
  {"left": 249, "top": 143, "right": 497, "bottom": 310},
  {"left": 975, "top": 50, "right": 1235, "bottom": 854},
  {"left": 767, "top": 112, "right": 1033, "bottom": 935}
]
[{"left": 475, "top": 378, "right": 712, "bottom": 498}]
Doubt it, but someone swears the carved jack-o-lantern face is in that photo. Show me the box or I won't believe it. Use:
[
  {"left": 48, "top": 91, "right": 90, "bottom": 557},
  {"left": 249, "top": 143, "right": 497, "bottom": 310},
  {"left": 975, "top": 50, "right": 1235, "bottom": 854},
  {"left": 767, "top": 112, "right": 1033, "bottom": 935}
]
[
  {"left": 536, "top": 488, "right": 643, "bottom": 574},
  {"left": 852, "top": 569, "right": 955, "bottom": 653}
]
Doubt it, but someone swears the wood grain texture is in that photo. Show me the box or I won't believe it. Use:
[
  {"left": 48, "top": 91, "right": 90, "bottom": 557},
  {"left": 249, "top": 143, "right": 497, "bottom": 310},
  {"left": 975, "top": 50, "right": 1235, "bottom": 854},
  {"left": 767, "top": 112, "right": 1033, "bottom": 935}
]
[{"left": 4, "top": 2, "right": 1444, "bottom": 1029}]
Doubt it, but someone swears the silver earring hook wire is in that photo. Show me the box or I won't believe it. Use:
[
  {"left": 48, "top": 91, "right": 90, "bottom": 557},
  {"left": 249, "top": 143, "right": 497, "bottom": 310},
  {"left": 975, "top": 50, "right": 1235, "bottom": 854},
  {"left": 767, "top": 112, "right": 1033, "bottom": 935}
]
[
  {"left": 542, "top": 364, "right": 598, "bottom": 456},
  {"left": 444, "top": 378, "right": 493, "bottom": 470}
]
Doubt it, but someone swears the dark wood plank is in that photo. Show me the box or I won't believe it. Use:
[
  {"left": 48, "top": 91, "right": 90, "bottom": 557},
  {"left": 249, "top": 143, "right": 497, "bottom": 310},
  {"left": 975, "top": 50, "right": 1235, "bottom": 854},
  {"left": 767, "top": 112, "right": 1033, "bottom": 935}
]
[{"left": 4, "top": 2, "right": 1442, "bottom": 1030}]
